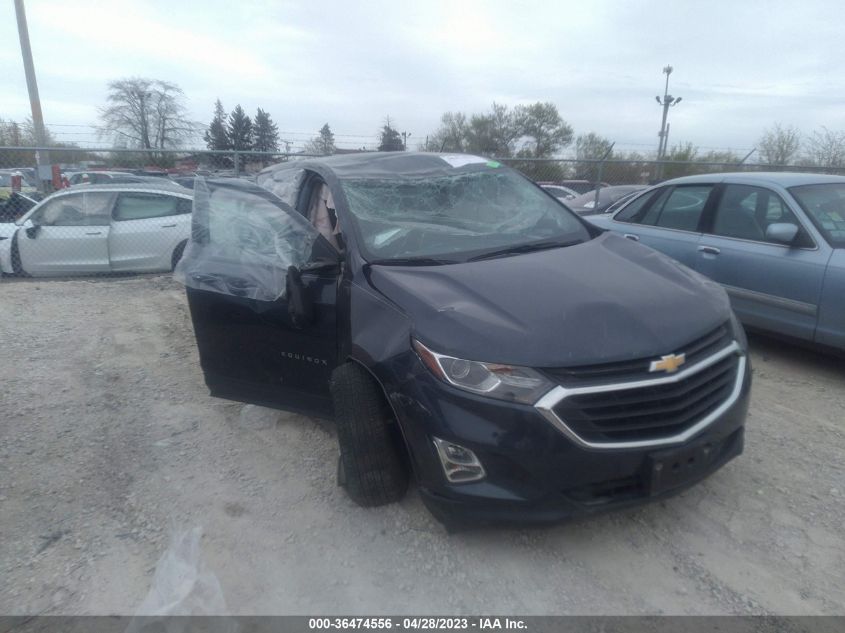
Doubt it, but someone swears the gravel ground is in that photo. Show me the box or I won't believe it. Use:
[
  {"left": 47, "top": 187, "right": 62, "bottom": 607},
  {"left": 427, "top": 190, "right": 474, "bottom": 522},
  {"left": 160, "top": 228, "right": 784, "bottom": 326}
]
[{"left": 0, "top": 274, "right": 843, "bottom": 616}]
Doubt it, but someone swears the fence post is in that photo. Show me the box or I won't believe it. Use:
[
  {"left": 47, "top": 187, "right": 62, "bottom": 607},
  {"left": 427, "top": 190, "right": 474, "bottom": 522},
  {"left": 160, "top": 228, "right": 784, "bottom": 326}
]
[
  {"left": 593, "top": 143, "right": 615, "bottom": 210},
  {"left": 233, "top": 151, "right": 240, "bottom": 177}
]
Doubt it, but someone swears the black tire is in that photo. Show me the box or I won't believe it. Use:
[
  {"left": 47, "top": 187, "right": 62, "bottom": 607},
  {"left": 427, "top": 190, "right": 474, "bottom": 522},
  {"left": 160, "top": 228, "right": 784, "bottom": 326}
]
[
  {"left": 330, "top": 363, "right": 409, "bottom": 507},
  {"left": 171, "top": 240, "right": 187, "bottom": 270},
  {"left": 10, "top": 231, "right": 26, "bottom": 276}
]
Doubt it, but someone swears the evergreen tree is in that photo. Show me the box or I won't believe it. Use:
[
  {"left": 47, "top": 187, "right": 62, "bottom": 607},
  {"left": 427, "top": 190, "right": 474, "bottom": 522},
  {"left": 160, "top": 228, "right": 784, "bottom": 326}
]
[
  {"left": 303, "top": 123, "right": 336, "bottom": 155},
  {"left": 378, "top": 118, "right": 403, "bottom": 151},
  {"left": 204, "top": 99, "right": 230, "bottom": 150},
  {"left": 227, "top": 104, "right": 253, "bottom": 152},
  {"left": 252, "top": 108, "right": 279, "bottom": 153}
]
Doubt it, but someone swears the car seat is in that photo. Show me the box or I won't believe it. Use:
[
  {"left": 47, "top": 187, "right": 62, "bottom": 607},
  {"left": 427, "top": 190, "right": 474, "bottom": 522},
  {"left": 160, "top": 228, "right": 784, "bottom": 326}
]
[
  {"left": 308, "top": 183, "right": 341, "bottom": 250},
  {"left": 713, "top": 191, "right": 764, "bottom": 241}
]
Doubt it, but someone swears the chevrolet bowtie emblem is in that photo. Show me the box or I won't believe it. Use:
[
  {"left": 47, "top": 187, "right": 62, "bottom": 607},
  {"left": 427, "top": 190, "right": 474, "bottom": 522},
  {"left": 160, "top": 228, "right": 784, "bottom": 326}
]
[{"left": 649, "top": 353, "right": 686, "bottom": 374}]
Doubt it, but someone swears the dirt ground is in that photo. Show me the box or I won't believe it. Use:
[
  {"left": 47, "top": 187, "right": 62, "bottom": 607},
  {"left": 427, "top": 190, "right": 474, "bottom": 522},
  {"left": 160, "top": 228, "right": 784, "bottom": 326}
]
[{"left": 0, "top": 274, "right": 843, "bottom": 616}]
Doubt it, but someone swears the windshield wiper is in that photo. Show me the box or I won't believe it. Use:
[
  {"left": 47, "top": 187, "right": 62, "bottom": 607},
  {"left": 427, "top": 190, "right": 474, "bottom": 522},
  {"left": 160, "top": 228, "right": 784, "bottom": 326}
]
[
  {"left": 368, "top": 257, "right": 457, "bottom": 266},
  {"left": 467, "top": 239, "right": 581, "bottom": 262}
]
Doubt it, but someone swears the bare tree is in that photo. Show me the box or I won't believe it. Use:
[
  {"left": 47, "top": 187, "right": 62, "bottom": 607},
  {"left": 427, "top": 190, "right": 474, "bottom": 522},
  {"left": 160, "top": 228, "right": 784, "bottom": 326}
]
[
  {"left": 803, "top": 127, "right": 845, "bottom": 168},
  {"left": 99, "top": 78, "right": 197, "bottom": 150},
  {"left": 758, "top": 123, "right": 801, "bottom": 165}
]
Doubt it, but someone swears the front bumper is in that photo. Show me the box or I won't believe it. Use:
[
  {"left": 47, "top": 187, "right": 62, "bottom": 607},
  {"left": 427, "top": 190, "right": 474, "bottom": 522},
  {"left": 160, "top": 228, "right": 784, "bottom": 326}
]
[{"left": 389, "top": 349, "right": 751, "bottom": 526}]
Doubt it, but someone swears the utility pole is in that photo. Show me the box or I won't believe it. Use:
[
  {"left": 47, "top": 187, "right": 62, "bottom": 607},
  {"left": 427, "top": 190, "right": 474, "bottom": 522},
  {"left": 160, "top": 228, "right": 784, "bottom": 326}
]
[
  {"left": 655, "top": 65, "right": 682, "bottom": 177},
  {"left": 14, "top": 0, "right": 50, "bottom": 192},
  {"left": 401, "top": 131, "right": 412, "bottom": 151}
]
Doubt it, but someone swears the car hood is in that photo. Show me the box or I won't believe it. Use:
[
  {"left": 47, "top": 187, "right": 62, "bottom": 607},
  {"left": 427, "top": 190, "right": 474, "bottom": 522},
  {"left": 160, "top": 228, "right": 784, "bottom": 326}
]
[
  {"left": 583, "top": 215, "right": 614, "bottom": 229},
  {"left": 366, "top": 232, "right": 731, "bottom": 367}
]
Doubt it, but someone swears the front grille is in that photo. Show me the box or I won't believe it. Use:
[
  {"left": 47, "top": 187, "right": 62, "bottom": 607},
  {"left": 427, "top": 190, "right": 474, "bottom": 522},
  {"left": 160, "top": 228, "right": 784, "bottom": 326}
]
[
  {"left": 542, "top": 322, "right": 732, "bottom": 386},
  {"left": 550, "top": 354, "right": 739, "bottom": 443}
]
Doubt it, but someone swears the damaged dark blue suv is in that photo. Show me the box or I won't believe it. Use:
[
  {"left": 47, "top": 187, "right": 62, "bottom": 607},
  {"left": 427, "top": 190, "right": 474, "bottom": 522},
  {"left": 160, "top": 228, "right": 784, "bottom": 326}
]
[{"left": 175, "top": 152, "right": 750, "bottom": 527}]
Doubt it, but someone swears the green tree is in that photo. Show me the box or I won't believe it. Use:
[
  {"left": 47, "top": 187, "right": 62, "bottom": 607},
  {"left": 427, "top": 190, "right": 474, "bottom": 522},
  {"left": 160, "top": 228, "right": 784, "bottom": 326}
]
[
  {"left": 204, "top": 99, "right": 230, "bottom": 151},
  {"left": 464, "top": 103, "right": 519, "bottom": 156},
  {"left": 513, "top": 102, "right": 573, "bottom": 158},
  {"left": 758, "top": 123, "right": 801, "bottom": 166},
  {"left": 304, "top": 123, "right": 335, "bottom": 155},
  {"left": 252, "top": 108, "right": 279, "bottom": 154},
  {"left": 574, "top": 132, "right": 614, "bottom": 180},
  {"left": 576, "top": 133, "right": 614, "bottom": 161},
  {"left": 607, "top": 151, "right": 654, "bottom": 185},
  {"left": 227, "top": 104, "right": 253, "bottom": 152},
  {"left": 662, "top": 142, "right": 700, "bottom": 179},
  {"left": 378, "top": 118, "right": 404, "bottom": 151}
]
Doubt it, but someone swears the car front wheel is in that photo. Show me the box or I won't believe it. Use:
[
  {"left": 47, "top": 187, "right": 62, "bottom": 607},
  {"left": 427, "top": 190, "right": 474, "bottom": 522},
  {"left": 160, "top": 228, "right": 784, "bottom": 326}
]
[
  {"left": 171, "top": 240, "right": 187, "bottom": 270},
  {"left": 330, "top": 362, "right": 409, "bottom": 507}
]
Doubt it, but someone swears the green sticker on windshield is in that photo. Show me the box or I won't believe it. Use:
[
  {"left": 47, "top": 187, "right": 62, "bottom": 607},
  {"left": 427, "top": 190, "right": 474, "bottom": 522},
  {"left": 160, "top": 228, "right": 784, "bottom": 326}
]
[{"left": 486, "top": 161, "right": 501, "bottom": 168}]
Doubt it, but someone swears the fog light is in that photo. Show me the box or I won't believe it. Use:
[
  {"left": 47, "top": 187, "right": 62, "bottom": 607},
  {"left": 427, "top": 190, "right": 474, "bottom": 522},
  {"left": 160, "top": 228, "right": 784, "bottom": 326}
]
[{"left": 433, "top": 437, "right": 486, "bottom": 483}]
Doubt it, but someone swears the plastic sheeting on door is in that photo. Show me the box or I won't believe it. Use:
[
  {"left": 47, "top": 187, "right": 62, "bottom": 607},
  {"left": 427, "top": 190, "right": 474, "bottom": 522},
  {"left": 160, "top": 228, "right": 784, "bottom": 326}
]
[{"left": 173, "top": 177, "right": 317, "bottom": 302}]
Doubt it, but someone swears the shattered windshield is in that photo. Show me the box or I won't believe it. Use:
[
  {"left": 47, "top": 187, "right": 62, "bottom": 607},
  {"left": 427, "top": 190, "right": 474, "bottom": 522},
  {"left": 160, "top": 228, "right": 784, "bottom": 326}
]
[{"left": 340, "top": 168, "right": 590, "bottom": 262}]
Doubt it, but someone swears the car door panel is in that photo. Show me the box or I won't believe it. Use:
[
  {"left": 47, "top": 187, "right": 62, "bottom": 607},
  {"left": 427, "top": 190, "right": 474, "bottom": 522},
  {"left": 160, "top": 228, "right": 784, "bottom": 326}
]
[
  {"left": 109, "top": 193, "right": 192, "bottom": 271},
  {"left": 815, "top": 249, "right": 845, "bottom": 349},
  {"left": 187, "top": 269, "right": 338, "bottom": 418},
  {"left": 608, "top": 184, "right": 715, "bottom": 269},
  {"left": 179, "top": 179, "right": 337, "bottom": 419},
  {"left": 17, "top": 192, "right": 114, "bottom": 275},
  {"left": 695, "top": 184, "right": 827, "bottom": 341},
  {"left": 695, "top": 240, "right": 827, "bottom": 340}
]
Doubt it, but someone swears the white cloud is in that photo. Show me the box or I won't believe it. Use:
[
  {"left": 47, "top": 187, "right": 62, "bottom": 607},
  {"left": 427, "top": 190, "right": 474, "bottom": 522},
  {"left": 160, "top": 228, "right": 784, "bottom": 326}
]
[{"left": 2, "top": 0, "right": 845, "bottom": 151}]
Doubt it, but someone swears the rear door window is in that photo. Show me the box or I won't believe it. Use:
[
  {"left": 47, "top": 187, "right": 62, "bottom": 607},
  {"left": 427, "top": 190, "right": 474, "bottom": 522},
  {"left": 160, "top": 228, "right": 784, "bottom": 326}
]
[
  {"left": 113, "top": 193, "right": 188, "bottom": 221},
  {"left": 637, "top": 185, "right": 712, "bottom": 231},
  {"left": 614, "top": 189, "right": 659, "bottom": 221}
]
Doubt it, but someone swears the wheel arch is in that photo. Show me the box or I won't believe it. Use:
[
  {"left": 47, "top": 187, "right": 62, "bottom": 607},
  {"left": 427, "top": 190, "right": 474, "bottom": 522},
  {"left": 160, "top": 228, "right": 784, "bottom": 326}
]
[{"left": 340, "top": 355, "right": 419, "bottom": 479}]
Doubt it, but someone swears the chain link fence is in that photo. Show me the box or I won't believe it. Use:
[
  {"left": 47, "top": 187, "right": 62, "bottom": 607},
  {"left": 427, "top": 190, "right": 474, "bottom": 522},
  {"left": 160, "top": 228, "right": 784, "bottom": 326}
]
[{"left": 2, "top": 145, "right": 844, "bottom": 279}]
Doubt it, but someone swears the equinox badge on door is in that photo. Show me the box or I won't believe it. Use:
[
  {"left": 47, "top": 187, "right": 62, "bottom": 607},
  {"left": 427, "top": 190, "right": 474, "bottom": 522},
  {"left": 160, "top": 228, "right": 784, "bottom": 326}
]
[{"left": 649, "top": 353, "right": 686, "bottom": 374}]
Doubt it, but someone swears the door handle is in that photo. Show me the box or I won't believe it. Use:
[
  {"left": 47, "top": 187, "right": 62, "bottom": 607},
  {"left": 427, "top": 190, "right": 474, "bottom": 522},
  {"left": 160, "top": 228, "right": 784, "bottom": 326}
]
[
  {"left": 623, "top": 233, "right": 639, "bottom": 241},
  {"left": 698, "top": 245, "right": 721, "bottom": 255},
  {"left": 161, "top": 224, "right": 177, "bottom": 228},
  {"left": 85, "top": 231, "right": 103, "bottom": 236}
]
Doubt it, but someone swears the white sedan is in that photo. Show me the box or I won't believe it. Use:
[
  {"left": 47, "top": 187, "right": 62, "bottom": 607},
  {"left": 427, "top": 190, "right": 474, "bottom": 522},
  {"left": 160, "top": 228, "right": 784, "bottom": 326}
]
[{"left": 0, "top": 182, "right": 193, "bottom": 277}]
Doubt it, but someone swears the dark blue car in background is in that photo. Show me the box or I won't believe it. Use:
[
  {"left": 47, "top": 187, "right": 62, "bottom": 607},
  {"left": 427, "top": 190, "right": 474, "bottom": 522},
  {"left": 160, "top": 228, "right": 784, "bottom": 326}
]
[{"left": 588, "top": 172, "right": 845, "bottom": 353}]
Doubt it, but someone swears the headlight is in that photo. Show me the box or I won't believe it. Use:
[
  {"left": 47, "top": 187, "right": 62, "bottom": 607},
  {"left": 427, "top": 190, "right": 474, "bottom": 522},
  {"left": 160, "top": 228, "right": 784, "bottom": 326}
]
[
  {"left": 729, "top": 311, "right": 748, "bottom": 351},
  {"left": 412, "top": 339, "right": 553, "bottom": 404}
]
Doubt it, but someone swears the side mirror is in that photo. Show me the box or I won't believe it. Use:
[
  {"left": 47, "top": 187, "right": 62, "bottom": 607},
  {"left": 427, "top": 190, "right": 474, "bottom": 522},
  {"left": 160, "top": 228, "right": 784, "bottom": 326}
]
[
  {"left": 286, "top": 265, "right": 315, "bottom": 329},
  {"left": 25, "top": 224, "right": 41, "bottom": 239},
  {"left": 765, "top": 222, "right": 799, "bottom": 245}
]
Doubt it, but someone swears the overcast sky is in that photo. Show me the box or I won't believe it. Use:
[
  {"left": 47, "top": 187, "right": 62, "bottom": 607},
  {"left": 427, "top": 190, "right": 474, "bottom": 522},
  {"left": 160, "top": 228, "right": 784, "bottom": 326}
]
[{"left": 2, "top": 0, "right": 844, "bottom": 155}]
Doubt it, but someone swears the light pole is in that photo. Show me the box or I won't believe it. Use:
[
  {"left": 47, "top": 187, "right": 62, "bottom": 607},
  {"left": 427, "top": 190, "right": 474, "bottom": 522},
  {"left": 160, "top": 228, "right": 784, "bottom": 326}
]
[
  {"left": 14, "top": 0, "right": 50, "bottom": 192},
  {"left": 655, "top": 65, "right": 682, "bottom": 174}
]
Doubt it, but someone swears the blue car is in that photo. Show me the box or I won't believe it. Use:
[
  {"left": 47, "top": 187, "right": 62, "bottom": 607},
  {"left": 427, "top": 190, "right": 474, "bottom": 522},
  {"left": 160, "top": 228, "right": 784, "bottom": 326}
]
[{"left": 587, "top": 172, "right": 845, "bottom": 352}]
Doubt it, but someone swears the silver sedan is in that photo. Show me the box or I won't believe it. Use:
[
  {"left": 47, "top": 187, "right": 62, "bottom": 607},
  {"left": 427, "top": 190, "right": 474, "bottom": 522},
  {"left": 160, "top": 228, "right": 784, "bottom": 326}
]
[{"left": 1, "top": 182, "right": 192, "bottom": 277}]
